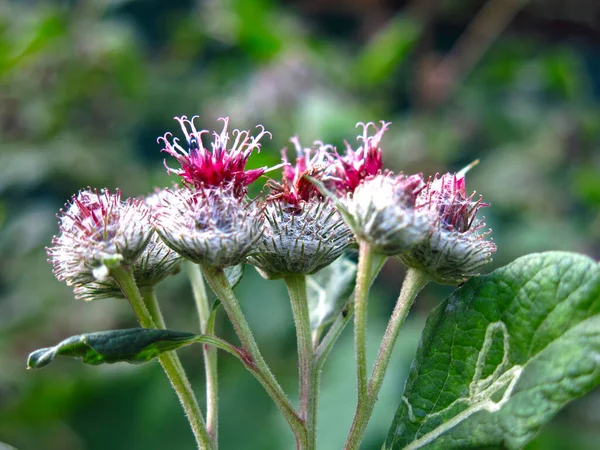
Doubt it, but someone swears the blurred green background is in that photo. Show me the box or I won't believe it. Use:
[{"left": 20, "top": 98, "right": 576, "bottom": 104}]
[{"left": 1, "top": 0, "right": 599, "bottom": 448}]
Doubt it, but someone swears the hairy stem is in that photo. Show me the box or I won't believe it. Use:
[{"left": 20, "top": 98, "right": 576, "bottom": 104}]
[
  {"left": 140, "top": 285, "right": 196, "bottom": 416},
  {"left": 284, "top": 275, "right": 317, "bottom": 449},
  {"left": 344, "top": 268, "right": 429, "bottom": 450},
  {"left": 140, "top": 286, "right": 167, "bottom": 328},
  {"left": 188, "top": 263, "right": 219, "bottom": 445},
  {"left": 354, "top": 242, "right": 375, "bottom": 407},
  {"left": 111, "top": 266, "right": 214, "bottom": 450},
  {"left": 201, "top": 265, "right": 308, "bottom": 449},
  {"left": 315, "top": 253, "right": 387, "bottom": 366}
]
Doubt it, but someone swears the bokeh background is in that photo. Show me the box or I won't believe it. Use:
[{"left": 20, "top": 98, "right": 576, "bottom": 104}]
[{"left": 1, "top": 0, "right": 599, "bottom": 449}]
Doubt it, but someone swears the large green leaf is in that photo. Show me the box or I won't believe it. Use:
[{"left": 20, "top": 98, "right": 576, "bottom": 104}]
[
  {"left": 28, "top": 328, "right": 237, "bottom": 369},
  {"left": 386, "top": 252, "right": 600, "bottom": 449}
]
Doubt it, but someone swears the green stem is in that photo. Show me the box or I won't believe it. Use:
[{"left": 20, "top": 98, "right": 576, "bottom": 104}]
[
  {"left": 354, "top": 242, "right": 375, "bottom": 407},
  {"left": 201, "top": 265, "right": 308, "bottom": 449},
  {"left": 344, "top": 268, "right": 429, "bottom": 450},
  {"left": 140, "top": 286, "right": 167, "bottom": 328},
  {"left": 188, "top": 263, "right": 219, "bottom": 445},
  {"left": 110, "top": 266, "right": 214, "bottom": 450},
  {"left": 188, "top": 263, "right": 211, "bottom": 328},
  {"left": 189, "top": 334, "right": 246, "bottom": 359},
  {"left": 284, "top": 275, "right": 317, "bottom": 449},
  {"left": 315, "top": 300, "right": 353, "bottom": 375},
  {"left": 315, "top": 253, "right": 387, "bottom": 367},
  {"left": 139, "top": 286, "right": 193, "bottom": 403}
]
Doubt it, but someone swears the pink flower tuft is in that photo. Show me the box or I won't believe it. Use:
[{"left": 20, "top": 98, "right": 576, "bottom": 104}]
[
  {"left": 267, "top": 137, "right": 330, "bottom": 207},
  {"left": 417, "top": 172, "right": 488, "bottom": 233},
  {"left": 398, "top": 168, "right": 496, "bottom": 285},
  {"left": 159, "top": 116, "right": 272, "bottom": 195},
  {"left": 329, "top": 121, "right": 389, "bottom": 193},
  {"left": 48, "top": 188, "right": 153, "bottom": 290},
  {"left": 61, "top": 189, "right": 123, "bottom": 238}
]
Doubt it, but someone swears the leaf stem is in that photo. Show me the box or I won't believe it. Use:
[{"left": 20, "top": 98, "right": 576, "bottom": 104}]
[
  {"left": 188, "top": 263, "right": 219, "bottom": 445},
  {"left": 201, "top": 265, "right": 308, "bottom": 449},
  {"left": 284, "top": 275, "right": 317, "bottom": 449},
  {"left": 344, "top": 268, "right": 429, "bottom": 450},
  {"left": 110, "top": 265, "right": 214, "bottom": 450}
]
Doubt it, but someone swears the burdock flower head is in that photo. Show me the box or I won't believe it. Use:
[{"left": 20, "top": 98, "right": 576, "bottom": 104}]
[
  {"left": 154, "top": 117, "right": 270, "bottom": 268},
  {"left": 248, "top": 138, "right": 353, "bottom": 279},
  {"left": 152, "top": 185, "right": 263, "bottom": 268},
  {"left": 159, "top": 115, "right": 271, "bottom": 195},
  {"left": 318, "top": 121, "right": 430, "bottom": 255},
  {"left": 345, "top": 173, "right": 432, "bottom": 255},
  {"left": 48, "top": 188, "right": 153, "bottom": 291},
  {"left": 398, "top": 167, "right": 497, "bottom": 285}
]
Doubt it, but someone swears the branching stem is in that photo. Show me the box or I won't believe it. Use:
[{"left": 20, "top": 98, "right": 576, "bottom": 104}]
[
  {"left": 188, "top": 263, "right": 219, "bottom": 445},
  {"left": 344, "top": 268, "right": 429, "bottom": 449},
  {"left": 201, "top": 265, "right": 308, "bottom": 449},
  {"left": 111, "top": 265, "right": 214, "bottom": 450}
]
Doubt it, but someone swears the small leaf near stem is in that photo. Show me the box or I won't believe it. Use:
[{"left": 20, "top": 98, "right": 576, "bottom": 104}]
[
  {"left": 200, "top": 265, "right": 309, "bottom": 450},
  {"left": 110, "top": 265, "right": 215, "bottom": 450},
  {"left": 187, "top": 263, "right": 220, "bottom": 445},
  {"left": 307, "top": 255, "right": 357, "bottom": 347},
  {"left": 344, "top": 268, "right": 429, "bottom": 450},
  {"left": 284, "top": 275, "right": 318, "bottom": 449},
  {"left": 27, "top": 328, "right": 241, "bottom": 368}
]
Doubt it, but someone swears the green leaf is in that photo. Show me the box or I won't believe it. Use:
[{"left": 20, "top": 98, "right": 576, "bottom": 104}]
[
  {"left": 206, "top": 299, "right": 222, "bottom": 335},
  {"left": 386, "top": 252, "right": 600, "bottom": 450},
  {"left": 354, "top": 14, "right": 422, "bottom": 86},
  {"left": 225, "top": 263, "right": 245, "bottom": 288},
  {"left": 1, "top": 12, "right": 66, "bottom": 75},
  {"left": 307, "top": 254, "right": 357, "bottom": 334},
  {"left": 27, "top": 328, "right": 239, "bottom": 369}
]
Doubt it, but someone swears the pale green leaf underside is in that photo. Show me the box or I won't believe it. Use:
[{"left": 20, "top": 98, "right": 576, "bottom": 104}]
[
  {"left": 225, "top": 263, "right": 245, "bottom": 288},
  {"left": 307, "top": 253, "right": 357, "bottom": 333},
  {"left": 386, "top": 251, "right": 600, "bottom": 450},
  {"left": 28, "top": 328, "right": 238, "bottom": 369}
]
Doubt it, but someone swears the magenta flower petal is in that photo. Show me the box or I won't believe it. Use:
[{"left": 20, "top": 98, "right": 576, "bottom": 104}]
[
  {"left": 329, "top": 121, "right": 389, "bottom": 193},
  {"left": 267, "top": 137, "right": 332, "bottom": 207},
  {"left": 159, "top": 116, "right": 272, "bottom": 195}
]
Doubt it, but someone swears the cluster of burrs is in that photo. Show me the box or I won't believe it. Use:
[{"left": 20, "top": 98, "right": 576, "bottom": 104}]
[{"left": 48, "top": 115, "right": 496, "bottom": 299}]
